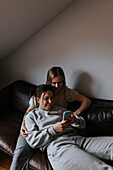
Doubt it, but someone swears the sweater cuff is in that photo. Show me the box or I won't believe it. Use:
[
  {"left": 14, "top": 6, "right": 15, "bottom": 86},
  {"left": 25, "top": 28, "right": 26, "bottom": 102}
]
[
  {"left": 71, "top": 116, "right": 86, "bottom": 129},
  {"left": 74, "top": 115, "right": 81, "bottom": 125},
  {"left": 48, "top": 126, "right": 57, "bottom": 135}
]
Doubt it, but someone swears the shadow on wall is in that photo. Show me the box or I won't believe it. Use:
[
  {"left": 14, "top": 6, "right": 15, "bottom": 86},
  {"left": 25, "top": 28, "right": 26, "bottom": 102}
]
[{"left": 73, "top": 71, "right": 95, "bottom": 98}]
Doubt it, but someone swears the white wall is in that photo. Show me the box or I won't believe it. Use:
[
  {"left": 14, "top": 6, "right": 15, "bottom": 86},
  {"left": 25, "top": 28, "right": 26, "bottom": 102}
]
[
  {"left": 0, "top": 0, "right": 74, "bottom": 60},
  {"left": 0, "top": 0, "right": 113, "bottom": 100}
]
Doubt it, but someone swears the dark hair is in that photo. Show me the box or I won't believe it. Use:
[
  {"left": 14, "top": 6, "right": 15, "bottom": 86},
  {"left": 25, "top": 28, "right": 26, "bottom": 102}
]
[
  {"left": 46, "top": 66, "right": 66, "bottom": 85},
  {"left": 35, "top": 84, "right": 54, "bottom": 98}
]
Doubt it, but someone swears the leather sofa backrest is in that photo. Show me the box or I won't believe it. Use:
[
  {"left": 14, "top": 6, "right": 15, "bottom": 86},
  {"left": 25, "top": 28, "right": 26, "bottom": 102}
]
[
  {"left": 85, "top": 104, "right": 113, "bottom": 136},
  {"left": 68, "top": 99, "right": 113, "bottom": 137},
  {"left": 12, "top": 80, "right": 37, "bottom": 113},
  {"left": 1, "top": 80, "right": 113, "bottom": 137}
]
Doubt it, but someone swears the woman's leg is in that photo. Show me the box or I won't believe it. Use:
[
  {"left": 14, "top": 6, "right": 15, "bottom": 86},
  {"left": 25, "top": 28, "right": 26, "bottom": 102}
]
[
  {"left": 82, "top": 136, "right": 113, "bottom": 161},
  {"left": 10, "top": 135, "right": 34, "bottom": 170},
  {"left": 47, "top": 136, "right": 113, "bottom": 170}
]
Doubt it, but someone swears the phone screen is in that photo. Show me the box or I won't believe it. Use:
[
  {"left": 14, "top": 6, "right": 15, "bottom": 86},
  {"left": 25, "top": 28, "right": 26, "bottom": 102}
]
[{"left": 63, "top": 111, "right": 72, "bottom": 121}]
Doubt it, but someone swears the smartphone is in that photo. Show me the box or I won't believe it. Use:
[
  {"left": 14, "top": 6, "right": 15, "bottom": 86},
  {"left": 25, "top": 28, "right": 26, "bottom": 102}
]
[{"left": 63, "top": 110, "right": 72, "bottom": 121}]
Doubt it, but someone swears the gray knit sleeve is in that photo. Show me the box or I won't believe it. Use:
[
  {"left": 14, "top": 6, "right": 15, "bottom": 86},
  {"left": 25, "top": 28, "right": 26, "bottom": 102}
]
[
  {"left": 71, "top": 115, "right": 86, "bottom": 129},
  {"left": 29, "top": 95, "right": 37, "bottom": 108},
  {"left": 25, "top": 113, "right": 56, "bottom": 149}
]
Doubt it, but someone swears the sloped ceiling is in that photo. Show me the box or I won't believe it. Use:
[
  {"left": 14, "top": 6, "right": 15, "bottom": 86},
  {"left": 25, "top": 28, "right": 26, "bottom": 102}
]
[{"left": 0, "top": 0, "right": 75, "bottom": 61}]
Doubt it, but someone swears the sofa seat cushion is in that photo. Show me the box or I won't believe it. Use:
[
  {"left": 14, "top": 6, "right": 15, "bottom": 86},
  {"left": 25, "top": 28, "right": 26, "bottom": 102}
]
[
  {"left": 29, "top": 149, "right": 53, "bottom": 170},
  {"left": 0, "top": 109, "right": 23, "bottom": 155}
]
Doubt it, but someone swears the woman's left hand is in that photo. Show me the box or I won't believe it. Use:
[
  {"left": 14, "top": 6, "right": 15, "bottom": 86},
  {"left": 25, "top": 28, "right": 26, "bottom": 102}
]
[{"left": 68, "top": 113, "right": 77, "bottom": 124}]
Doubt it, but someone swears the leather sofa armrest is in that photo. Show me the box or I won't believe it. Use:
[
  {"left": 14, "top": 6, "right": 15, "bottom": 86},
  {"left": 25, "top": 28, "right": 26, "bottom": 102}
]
[
  {"left": 0, "top": 84, "right": 13, "bottom": 112},
  {"left": 85, "top": 104, "right": 113, "bottom": 136}
]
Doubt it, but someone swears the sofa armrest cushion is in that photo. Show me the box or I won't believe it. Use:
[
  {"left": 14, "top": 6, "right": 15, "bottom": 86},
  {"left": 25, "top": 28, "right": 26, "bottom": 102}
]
[
  {"left": 85, "top": 104, "right": 113, "bottom": 136},
  {"left": 0, "top": 84, "right": 13, "bottom": 113}
]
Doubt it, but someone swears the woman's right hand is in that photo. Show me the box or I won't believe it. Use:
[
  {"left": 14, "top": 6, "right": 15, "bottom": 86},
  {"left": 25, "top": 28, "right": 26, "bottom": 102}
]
[
  {"left": 20, "top": 119, "right": 28, "bottom": 138},
  {"left": 53, "top": 120, "right": 71, "bottom": 133}
]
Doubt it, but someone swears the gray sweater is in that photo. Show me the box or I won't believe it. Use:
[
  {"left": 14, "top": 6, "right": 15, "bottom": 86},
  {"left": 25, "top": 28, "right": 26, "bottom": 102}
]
[{"left": 25, "top": 106, "right": 85, "bottom": 151}]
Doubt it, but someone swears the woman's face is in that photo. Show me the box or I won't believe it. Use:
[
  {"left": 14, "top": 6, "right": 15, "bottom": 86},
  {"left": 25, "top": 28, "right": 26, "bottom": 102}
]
[
  {"left": 37, "top": 90, "right": 54, "bottom": 110},
  {"left": 51, "top": 76, "right": 64, "bottom": 94}
]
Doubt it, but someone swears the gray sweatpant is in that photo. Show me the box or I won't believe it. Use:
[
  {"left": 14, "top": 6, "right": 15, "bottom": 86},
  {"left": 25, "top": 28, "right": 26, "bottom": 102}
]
[
  {"left": 10, "top": 135, "right": 34, "bottom": 170},
  {"left": 47, "top": 135, "right": 113, "bottom": 170},
  {"left": 10, "top": 135, "right": 113, "bottom": 170}
]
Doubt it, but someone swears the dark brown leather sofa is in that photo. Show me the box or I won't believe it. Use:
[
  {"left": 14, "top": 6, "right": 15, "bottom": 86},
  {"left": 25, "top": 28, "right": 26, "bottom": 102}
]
[{"left": 0, "top": 80, "right": 113, "bottom": 169}]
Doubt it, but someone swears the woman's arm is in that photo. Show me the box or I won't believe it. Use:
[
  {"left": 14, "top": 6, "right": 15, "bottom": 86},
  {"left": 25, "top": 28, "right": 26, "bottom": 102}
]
[
  {"left": 25, "top": 111, "right": 73, "bottom": 148},
  {"left": 73, "top": 93, "right": 91, "bottom": 116},
  {"left": 20, "top": 106, "right": 34, "bottom": 138},
  {"left": 20, "top": 95, "right": 37, "bottom": 137},
  {"left": 26, "top": 106, "right": 34, "bottom": 113}
]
